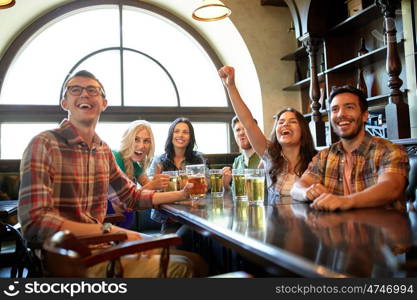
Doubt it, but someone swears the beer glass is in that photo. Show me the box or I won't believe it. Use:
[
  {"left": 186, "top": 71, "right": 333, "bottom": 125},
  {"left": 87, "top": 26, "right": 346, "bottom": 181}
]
[
  {"left": 245, "top": 169, "right": 265, "bottom": 205},
  {"left": 185, "top": 164, "right": 207, "bottom": 200},
  {"left": 162, "top": 171, "right": 178, "bottom": 192},
  {"left": 178, "top": 170, "right": 188, "bottom": 189},
  {"left": 209, "top": 169, "right": 224, "bottom": 197},
  {"left": 232, "top": 169, "right": 247, "bottom": 201}
]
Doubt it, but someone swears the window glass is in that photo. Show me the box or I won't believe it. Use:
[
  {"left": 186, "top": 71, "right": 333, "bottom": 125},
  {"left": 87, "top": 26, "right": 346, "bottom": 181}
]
[
  {"left": 122, "top": 7, "right": 227, "bottom": 107},
  {"left": 193, "top": 123, "right": 229, "bottom": 153},
  {"left": 1, "top": 6, "right": 226, "bottom": 108},
  {"left": 0, "top": 7, "right": 119, "bottom": 105},
  {"left": 148, "top": 122, "right": 229, "bottom": 154},
  {"left": 0, "top": 121, "right": 229, "bottom": 159},
  {"left": 95, "top": 123, "right": 129, "bottom": 150},
  {"left": 96, "top": 122, "right": 228, "bottom": 157},
  {"left": 1, "top": 123, "right": 58, "bottom": 159},
  {"left": 0, "top": 4, "right": 232, "bottom": 159},
  {"left": 72, "top": 50, "right": 122, "bottom": 106},
  {"left": 123, "top": 50, "right": 177, "bottom": 106}
]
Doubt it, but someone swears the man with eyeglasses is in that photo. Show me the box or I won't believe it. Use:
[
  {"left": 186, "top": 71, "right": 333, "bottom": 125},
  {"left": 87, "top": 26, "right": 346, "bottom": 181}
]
[{"left": 18, "top": 70, "right": 196, "bottom": 277}]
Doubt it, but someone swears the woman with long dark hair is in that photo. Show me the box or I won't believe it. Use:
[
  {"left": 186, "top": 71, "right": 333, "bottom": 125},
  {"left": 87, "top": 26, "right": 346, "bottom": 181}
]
[
  {"left": 149, "top": 117, "right": 205, "bottom": 174},
  {"left": 148, "top": 117, "right": 205, "bottom": 224},
  {"left": 219, "top": 66, "right": 317, "bottom": 200}
]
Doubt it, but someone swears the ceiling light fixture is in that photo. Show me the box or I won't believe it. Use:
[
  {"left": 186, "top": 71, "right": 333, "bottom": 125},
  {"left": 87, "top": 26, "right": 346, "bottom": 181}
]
[
  {"left": 0, "top": 0, "right": 15, "bottom": 9},
  {"left": 192, "top": 0, "right": 231, "bottom": 22}
]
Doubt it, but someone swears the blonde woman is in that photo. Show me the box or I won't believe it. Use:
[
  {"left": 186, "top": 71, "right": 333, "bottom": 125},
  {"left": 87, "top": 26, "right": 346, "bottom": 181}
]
[{"left": 108, "top": 120, "right": 170, "bottom": 228}]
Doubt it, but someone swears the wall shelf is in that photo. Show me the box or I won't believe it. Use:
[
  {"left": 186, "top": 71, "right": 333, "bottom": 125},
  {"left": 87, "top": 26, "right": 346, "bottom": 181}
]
[
  {"left": 326, "top": 40, "right": 404, "bottom": 74},
  {"left": 328, "top": 4, "right": 379, "bottom": 35},
  {"left": 283, "top": 72, "right": 325, "bottom": 91},
  {"left": 283, "top": 40, "right": 403, "bottom": 92},
  {"left": 367, "top": 94, "right": 389, "bottom": 103},
  {"left": 303, "top": 109, "right": 327, "bottom": 119},
  {"left": 281, "top": 0, "right": 411, "bottom": 143},
  {"left": 281, "top": 46, "right": 307, "bottom": 61},
  {"left": 368, "top": 104, "right": 386, "bottom": 114}
]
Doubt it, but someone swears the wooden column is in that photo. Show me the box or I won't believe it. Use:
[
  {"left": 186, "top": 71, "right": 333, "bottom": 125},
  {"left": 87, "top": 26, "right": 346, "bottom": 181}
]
[
  {"left": 300, "top": 34, "right": 326, "bottom": 147},
  {"left": 376, "top": 0, "right": 410, "bottom": 139}
]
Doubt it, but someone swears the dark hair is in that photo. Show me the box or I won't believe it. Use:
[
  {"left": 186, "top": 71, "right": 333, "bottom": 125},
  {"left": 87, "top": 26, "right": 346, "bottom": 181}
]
[
  {"left": 165, "top": 117, "right": 198, "bottom": 162},
  {"left": 231, "top": 115, "right": 257, "bottom": 129},
  {"left": 329, "top": 85, "right": 368, "bottom": 112},
  {"left": 267, "top": 108, "right": 317, "bottom": 187},
  {"left": 61, "top": 70, "right": 106, "bottom": 99}
]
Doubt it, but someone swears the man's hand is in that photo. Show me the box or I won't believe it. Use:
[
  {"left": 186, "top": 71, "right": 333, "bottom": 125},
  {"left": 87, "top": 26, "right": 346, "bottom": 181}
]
[
  {"left": 305, "top": 183, "right": 329, "bottom": 201},
  {"left": 222, "top": 167, "right": 232, "bottom": 190},
  {"left": 218, "top": 66, "right": 235, "bottom": 87},
  {"left": 113, "top": 226, "right": 144, "bottom": 241},
  {"left": 310, "top": 194, "right": 354, "bottom": 211},
  {"left": 113, "top": 227, "right": 158, "bottom": 257}
]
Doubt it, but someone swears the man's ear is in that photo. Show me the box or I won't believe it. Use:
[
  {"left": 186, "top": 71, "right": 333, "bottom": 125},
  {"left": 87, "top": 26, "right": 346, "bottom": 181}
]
[
  {"left": 101, "top": 98, "right": 108, "bottom": 112},
  {"left": 362, "top": 110, "right": 369, "bottom": 124},
  {"left": 61, "top": 98, "right": 68, "bottom": 111}
]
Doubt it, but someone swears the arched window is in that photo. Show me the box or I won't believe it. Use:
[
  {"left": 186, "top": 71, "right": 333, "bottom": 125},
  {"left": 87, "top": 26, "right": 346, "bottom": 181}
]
[{"left": 0, "top": 1, "right": 234, "bottom": 158}]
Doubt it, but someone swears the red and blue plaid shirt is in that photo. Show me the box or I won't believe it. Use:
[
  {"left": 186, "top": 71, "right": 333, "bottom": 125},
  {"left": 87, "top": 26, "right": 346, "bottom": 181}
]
[
  {"left": 305, "top": 133, "right": 409, "bottom": 210},
  {"left": 18, "top": 120, "right": 154, "bottom": 243}
]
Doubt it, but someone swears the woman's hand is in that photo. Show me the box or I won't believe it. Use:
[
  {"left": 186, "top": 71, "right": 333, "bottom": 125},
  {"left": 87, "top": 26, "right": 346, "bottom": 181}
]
[
  {"left": 144, "top": 174, "right": 169, "bottom": 190},
  {"left": 180, "top": 182, "right": 193, "bottom": 201},
  {"left": 218, "top": 66, "right": 235, "bottom": 87}
]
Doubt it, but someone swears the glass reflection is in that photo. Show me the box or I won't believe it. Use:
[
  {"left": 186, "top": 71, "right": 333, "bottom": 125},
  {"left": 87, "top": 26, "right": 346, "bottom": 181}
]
[{"left": 247, "top": 205, "right": 266, "bottom": 241}]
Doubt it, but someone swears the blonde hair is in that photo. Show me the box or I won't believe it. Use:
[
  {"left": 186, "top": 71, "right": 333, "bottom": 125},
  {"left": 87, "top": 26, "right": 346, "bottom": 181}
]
[{"left": 119, "top": 120, "right": 155, "bottom": 180}]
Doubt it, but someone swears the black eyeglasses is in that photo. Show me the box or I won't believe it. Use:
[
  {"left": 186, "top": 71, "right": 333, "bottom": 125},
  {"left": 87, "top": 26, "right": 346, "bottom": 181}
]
[{"left": 65, "top": 85, "right": 104, "bottom": 97}]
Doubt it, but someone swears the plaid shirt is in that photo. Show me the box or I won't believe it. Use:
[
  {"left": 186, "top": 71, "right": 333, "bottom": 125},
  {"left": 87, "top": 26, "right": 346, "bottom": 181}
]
[
  {"left": 18, "top": 120, "right": 154, "bottom": 243},
  {"left": 305, "top": 133, "right": 409, "bottom": 209},
  {"left": 262, "top": 149, "right": 298, "bottom": 203}
]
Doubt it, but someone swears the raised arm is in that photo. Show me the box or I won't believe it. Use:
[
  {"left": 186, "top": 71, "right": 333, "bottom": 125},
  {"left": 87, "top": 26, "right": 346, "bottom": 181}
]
[{"left": 219, "top": 66, "right": 268, "bottom": 156}]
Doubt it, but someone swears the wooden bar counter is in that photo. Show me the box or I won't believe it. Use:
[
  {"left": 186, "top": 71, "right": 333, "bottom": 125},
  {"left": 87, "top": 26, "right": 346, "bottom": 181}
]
[{"left": 161, "top": 192, "right": 417, "bottom": 278}]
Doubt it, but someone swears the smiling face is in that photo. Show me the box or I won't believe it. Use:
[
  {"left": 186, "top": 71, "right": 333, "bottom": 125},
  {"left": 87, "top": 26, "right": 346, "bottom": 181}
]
[
  {"left": 330, "top": 92, "right": 368, "bottom": 140},
  {"left": 131, "top": 128, "right": 152, "bottom": 162},
  {"left": 172, "top": 122, "right": 190, "bottom": 150},
  {"left": 60, "top": 76, "right": 107, "bottom": 128},
  {"left": 275, "top": 111, "right": 302, "bottom": 146},
  {"left": 233, "top": 121, "right": 252, "bottom": 150}
]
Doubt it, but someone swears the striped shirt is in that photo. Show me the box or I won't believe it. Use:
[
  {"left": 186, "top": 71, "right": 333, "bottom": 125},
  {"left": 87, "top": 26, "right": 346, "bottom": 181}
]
[
  {"left": 305, "top": 133, "right": 409, "bottom": 209},
  {"left": 18, "top": 120, "right": 154, "bottom": 243}
]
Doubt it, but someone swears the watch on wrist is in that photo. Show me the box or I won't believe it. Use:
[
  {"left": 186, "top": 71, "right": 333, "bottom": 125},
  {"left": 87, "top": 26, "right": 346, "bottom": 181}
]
[{"left": 101, "top": 222, "right": 112, "bottom": 234}]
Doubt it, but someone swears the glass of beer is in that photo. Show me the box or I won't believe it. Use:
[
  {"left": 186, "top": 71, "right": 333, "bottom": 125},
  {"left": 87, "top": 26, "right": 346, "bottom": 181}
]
[
  {"left": 185, "top": 164, "right": 207, "bottom": 200},
  {"left": 178, "top": 170, "right": 188, "bottom": 189},
  {"left": 245, "top": 169, "right": 265, "bottom": 205},
  {"left": 162, "top": 171, "right": 178, "bottom": 192},
  {"left": 209, "top": 169, "right": 224, "bottom": 197},
  {"left": 232, "top": 169, "right": 247, "bottom": 201}
]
